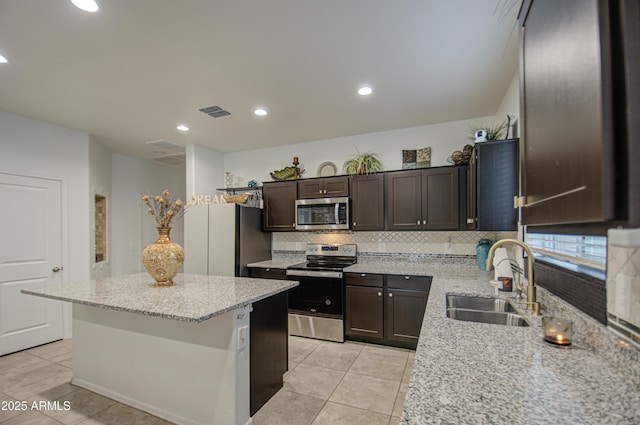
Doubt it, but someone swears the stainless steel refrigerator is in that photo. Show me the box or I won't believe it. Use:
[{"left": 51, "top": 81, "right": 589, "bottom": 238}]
[{"left": 184, "top": 203, "right": 271, "bottom": 277}]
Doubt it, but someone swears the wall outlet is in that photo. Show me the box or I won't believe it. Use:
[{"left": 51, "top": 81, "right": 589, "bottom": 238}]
[{"left": 444, "top": 238, "right": 453, "bottom": 254}]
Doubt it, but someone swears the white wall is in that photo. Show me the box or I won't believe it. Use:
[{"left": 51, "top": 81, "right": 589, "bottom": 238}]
[
  {"left": 89, "top": 138, "right": 113, "bottom": 279},
  {"left": 110, "top": 154, "right": 186, "bottom": 276},
  {"left": 0, "top": 110, "right": 91, "bottom": 337},
  {"left": 222, "top": 116, "right": 494, "bottom": 185},
  {"left": 494, "top": 71, "right": 520, "bottom": 138}
]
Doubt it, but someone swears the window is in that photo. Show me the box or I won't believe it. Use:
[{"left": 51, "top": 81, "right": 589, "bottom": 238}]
[{"left": 525, "top": 233, "right": 607, "bottom": 271}]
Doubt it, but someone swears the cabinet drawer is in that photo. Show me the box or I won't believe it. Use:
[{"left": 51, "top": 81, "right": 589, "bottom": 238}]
[
  {"left": 248, "top": 267, "right": 287, "bottom": 280},
  {"left": 344, "top": 272, "right": 384, "bottom": 287},
  {"left": 386, "top": 274, "right": 431, "bottom": 291}
]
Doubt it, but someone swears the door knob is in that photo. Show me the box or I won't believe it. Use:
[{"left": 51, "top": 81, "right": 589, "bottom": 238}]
[
  {"left": 377, "top": 292, "right": 382, "bottom": 296},
  {"left": 52, "top": 267, "right": 62, "bottom": 272}
]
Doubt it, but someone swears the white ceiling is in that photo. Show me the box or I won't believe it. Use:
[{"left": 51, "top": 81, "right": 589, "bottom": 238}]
[{"left": 0, "top": 0, "right": 520, "bottom": 161}]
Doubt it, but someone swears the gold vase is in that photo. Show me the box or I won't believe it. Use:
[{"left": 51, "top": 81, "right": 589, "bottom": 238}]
[{"left": 142, "top": 227, "right": 184, "bottom": 287}]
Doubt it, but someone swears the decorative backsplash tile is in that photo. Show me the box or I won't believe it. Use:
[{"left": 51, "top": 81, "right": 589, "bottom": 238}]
[
  {"left": 273, "top": 231, "right": 517, "bottom": 257},
  {"left": 607, "top": 234, "right": 640, "bottom": 347}
]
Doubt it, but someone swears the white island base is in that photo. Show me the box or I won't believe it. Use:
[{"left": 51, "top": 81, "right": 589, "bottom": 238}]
[{"left": 71, "top": 303, "right": 251, "bottom": 425}]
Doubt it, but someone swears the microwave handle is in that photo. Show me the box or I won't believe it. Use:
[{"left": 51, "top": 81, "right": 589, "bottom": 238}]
[{"left": 335, "top": 202, "right": 340, "bottom": 225}]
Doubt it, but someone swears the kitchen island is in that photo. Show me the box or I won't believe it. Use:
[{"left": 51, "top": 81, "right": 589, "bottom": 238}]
[{"left": 22, "top": 272, "right": 297, "bottom": 425}]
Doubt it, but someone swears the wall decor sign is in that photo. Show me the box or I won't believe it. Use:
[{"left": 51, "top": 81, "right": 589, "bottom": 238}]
[{"left": 402, "top": 147, "right": 431, "bottom": 169}]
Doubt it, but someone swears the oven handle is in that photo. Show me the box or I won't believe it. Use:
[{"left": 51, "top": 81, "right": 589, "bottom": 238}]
[{"left": 286, "top": 269, "right": 343, "bottom": 279}]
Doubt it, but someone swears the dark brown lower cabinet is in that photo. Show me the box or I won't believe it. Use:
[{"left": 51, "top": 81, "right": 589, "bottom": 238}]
[
  {"left": 345, "top": 273, "right": 431, "bottom": 349},
  {"left": 345, "top": 285, "right": 384, "bottom": 339}
]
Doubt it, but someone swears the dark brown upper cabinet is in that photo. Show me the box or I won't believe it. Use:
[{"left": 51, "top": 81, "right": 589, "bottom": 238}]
[
  {"left": 262, "top": 181, "right": 297, "bottom": 231},
  {"left": 297, "top": 176, "right": 349, "bottom": 199},
  {"left": 518, "top": 0, "right": 639, "bottom": 229},
  {"left": 468, "top": 139, "right": 519, "bottom": 231},
  {"left": 386, "top": 166, "right": 466, "bottom": 231},
  {"left": 350, "top": 174, "right": 384, "bottom": 231}
]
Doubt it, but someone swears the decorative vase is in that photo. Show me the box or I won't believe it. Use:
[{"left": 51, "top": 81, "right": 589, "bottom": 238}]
[
  {"left": 142, "top": 227, "right": 184, "bottom": 287},
  {"left": 224, "top": 172, "right": 234, "bottom": 188},
  {"left": 476, "top": 239, "right": 492, "bottom": 270}
]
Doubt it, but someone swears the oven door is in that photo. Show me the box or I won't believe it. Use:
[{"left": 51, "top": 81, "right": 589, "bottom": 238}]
[{"left": 285, "top": 269, "right": 343, "bottom": 318}]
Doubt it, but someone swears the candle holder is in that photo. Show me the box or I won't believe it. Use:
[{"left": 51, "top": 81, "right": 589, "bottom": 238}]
[
  {"left": 293, "top": 156, "right": 300, "bottom": 179},
  {"left": 542, "top": 317, "right": 573, "bottom": 347}
]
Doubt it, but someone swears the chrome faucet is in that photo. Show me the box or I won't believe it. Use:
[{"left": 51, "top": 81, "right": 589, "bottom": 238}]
[{"left": 486, "top": 239, "right": 541, "bottom": 315}]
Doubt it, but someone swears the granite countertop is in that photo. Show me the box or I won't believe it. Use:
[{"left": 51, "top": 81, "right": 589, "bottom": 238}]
[
  {"left": 22, "top": 273, "right": 298, "bottom": 323},
  {"left": 247, "top": 258, "right": 303, "bottom": 269},
  {"left": 400, "top": 270, "right": 640, "bottom": 425}
]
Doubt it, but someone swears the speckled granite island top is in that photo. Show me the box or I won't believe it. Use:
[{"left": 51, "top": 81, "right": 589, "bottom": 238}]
[{"left": 22, "top": 273, "right": 298, "bottom": 323}]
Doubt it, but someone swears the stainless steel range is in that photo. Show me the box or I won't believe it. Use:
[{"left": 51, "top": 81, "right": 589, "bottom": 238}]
[{"left": 286, "top": 244, "right": 357, "bottom": 342}]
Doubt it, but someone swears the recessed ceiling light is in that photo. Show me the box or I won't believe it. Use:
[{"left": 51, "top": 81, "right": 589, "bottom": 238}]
[
  {"left": 0, "top": 54, "right": 8, "bottom": 64},
  {"left": 71, "top": 0, "right": 99, "bottom": 12},
  {"left": 254, "top": 108, "right": 267, "bottom": 116},
  {"left": 358, "top": 86, "right": 373, "bottom": 96},
  {"left": 176, "top": 125, "right": 189, "bottom": 132}
]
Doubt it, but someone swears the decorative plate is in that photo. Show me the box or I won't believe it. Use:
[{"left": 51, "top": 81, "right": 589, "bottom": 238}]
[{"left": 317, "top": 161, "right": 337, "bottom": 177}]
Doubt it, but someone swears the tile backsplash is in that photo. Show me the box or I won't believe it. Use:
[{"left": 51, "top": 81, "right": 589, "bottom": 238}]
[
  {"left": 273, "top": 230, "right": 517, "bottom": 257},
  {"left": 607, "top": 228, "right": 640, "bottom": 347}
]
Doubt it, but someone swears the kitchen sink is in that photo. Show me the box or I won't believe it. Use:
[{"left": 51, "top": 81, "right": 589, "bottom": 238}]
[
  {"left": 446, "top": 308, "right": 529, "bottom": 327},
  {"left": 446, "top": 294, "right": 516, "bottom": 313}
]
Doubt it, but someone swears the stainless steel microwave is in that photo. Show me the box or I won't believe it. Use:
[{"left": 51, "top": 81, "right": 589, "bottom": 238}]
[{"left": 295, "top": 197, "right": 350, "bottom": 230}]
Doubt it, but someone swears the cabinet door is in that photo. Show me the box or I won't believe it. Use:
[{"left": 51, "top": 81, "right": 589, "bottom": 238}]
[
  {"left": 519, "top": 0, "right": 615, "bottom": 225},
  {"left": 297, "top": 180, "right": 324, "bottom": 199},
  {"left": 248, "top": 267, "right": 287, "bottom": 280},
  {"left": 345, "top": 285, "right": 384, "bottom": 339},
  {"left": 386, "top": 171, "right": 421, "bottom": 230},
  {"left": 476, "top": 140, "right": 518, "bottom": 231},
  {"left": 350, "top": 174, "right": 384, "bottom": 231},
  {"left": 385, "top": 288, "right": 428, "bottom": 344},
  {"left": 323, "top": 176, "right": 350, "bottom": 197},
  {"left": 421, "top": 167, "right": 459, "bottom": 230},
  {"left": 262, "top": 181, "right": 297, "bottom": 231}
]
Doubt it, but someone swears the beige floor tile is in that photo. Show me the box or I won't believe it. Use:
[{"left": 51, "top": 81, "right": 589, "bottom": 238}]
[
  {"left": 349, "top": 345, "right": 408, "bottom": 381},
  {"left": 76, "top": 402, "right": 165, "bottom": 424},
  {"left": 1, "top": 361, "right": 70, "bottom": 394},
  {"left": 289, "top": 338, "right": 320, "bottom": 363},
  {"left": 0, "top": 392, "right": 24, "bottom": 423},
  {"left": 26, "top": 339, "right": 72, "bottom": 361},
  {"left": 40, "top": 387, "right": 117, "bottom": 424},
  {"left": 0, "top": 409, "right": 64, "bottom": 425},
  {"left": 4, "top": 368, "right": 75, "bottom": 402},
  {"left": 302, "top": 341, "right": 363, "bottom": 371},
  {"left": 390, "top": 416, "right": 401, "bottom": 425},
  {"left": 329, "top": 373, "right": 399, "bottom": 415},
  {"left": 283, "top": 363, "right": 345, "bottom": 400},
  {"left": 392, "top": 382, "right": 408, "bottom": 418},
  {"left": 311, "top": 401, "right": 390, "bottom": 425},
  {"left": 0, "top": 352, "right": 50, "bottom": 378},
  {"left": 252, "top": 390, "right": 325, "bottom": 425},
  {"left": 284, "top": 360, "right": 300, "bottom": 380}
]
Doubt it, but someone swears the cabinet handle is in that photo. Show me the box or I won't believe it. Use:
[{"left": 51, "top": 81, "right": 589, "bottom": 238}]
[
  {"left": 360, "top": 273, "right": 367, "bottom": 277},
  {"left": 404, "top": 276, "right": 411, "bottom": 280},
  {"left": 353, "top": 221, "right": 357, "bottom": 227},
  {"left": 417, "top": 220, "right": 420, "bottom": 225},
  {"left": 377, "top": 292, "right": 382, "bottom": 297},
  {"left": 388, "top": 293, "right": 393, "bottom": 297},
  {"left": 423, "top": 220, "right": 426, "bottom": 225},
  {"left": 324, "top": 189, "right": 327, "bottom": 194},
  {"left": 319, "top": 190, "right": 322, "bottom": 194},
  {"left": 266, "top": 268, "right": 271, "bottom": 272}
]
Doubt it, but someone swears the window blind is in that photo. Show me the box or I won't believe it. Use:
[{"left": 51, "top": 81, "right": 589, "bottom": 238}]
[{"left": 525, "top": 233, "right": 607, "bottom": 270}]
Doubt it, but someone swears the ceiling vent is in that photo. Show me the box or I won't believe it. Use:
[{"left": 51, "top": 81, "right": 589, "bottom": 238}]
[
  {"left": 151, "top": 152, "right": 186, "bottom": 166},
  {"left": 199, "top": 105, "right": 231, "bottom": 118},
  {"left": 145, "top": 139, "right": 183, "bottom": 150}
]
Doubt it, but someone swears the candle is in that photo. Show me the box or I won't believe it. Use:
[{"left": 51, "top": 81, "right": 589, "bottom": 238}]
[
  {"left": 293, "top": 156, "right": 299, "bottom": 163},
  {"left": 542, "top": 317, "right": 573, "bottom": 347}
]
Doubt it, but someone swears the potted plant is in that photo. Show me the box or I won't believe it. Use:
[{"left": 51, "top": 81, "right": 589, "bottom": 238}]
[
  {"left": 342, "top": 150, "right": 384, "bottom": 175},
  {"left": 467, "top": 119, "right": 509, "bottom": 141}
]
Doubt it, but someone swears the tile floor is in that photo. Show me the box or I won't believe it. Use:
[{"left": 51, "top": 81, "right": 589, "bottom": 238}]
[{"left": 0, "top": 337, "right": 412, "bottom": 424}]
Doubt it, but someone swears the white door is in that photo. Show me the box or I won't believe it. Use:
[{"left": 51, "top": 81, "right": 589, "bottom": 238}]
[{"left": 0, "top": 173, "right": 64, "bottom": 356}]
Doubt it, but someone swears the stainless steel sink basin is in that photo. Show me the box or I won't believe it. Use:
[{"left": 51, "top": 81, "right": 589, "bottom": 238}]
[
  {"left": 446, "top": 294, "right": 516, "bottom": 313},
  {"left": 446, "top": 308, "right": 529, "bottom": 327}
]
